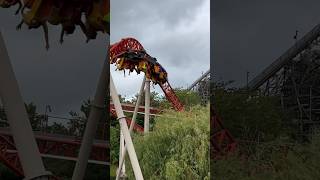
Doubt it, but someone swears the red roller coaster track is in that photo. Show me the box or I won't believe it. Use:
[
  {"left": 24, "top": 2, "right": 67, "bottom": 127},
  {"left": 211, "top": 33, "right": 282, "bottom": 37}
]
[
  {"left": 211, "top": 107, "right": 237, "bottom": 157},
  {"left": 0, "top": 102, "right": 160, "bottom": 178},
  {"left": 0, "top": 128, "right": 109, "bottom": 178},
  {"left": 110, "top": 38, "right": 184, "bottom": 112},
  {"left": 110, "top": 38, "right": 237, "bottom": 155}
]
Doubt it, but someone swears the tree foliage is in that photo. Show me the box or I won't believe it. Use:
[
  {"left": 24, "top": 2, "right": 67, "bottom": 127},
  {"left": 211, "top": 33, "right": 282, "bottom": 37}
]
[{"left": 213, "top": 88, "right": 283, "bottom": 142}]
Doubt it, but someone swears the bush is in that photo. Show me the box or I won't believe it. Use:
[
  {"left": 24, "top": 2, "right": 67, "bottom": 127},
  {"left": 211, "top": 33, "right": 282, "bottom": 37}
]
[
  {"left": 110, "top": 126, "right": 120, "bottom": 165},
  {"left": 213, "top": 89, "right": 283, "bottom": 141},
  {"left": 160, "top": 89, "right": 203, "bottom": 110},
  {"left": 126, "top": 105, "right": 210, "bottom": 179},
  {"left": 212, "top": 132, "right": 320, "bottom": 180}
]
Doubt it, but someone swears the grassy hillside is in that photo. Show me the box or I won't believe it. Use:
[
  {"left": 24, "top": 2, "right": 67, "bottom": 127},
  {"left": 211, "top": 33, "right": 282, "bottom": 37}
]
[
  {"left": 125, "top": 105, "right": 210, "bottom": 180},
  {"left": 212, "top": 133, "right": 320, "bottom": 180}
]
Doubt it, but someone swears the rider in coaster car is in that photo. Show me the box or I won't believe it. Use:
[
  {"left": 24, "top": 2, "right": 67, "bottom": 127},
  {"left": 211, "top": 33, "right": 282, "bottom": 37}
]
[
  {"left": 116, "top": 58, "right": 125, "bottom": 70},
  {"left": 159, "top": 65, "right": 167, "bottom": 83},
  {"left": 138, "top": 60, "right": 147, "bottom": 72},
  {"left": 129, "top": 62, "right": 135, "bottom": 73},
  {"left": 154, "top": 64, "right": 160, "bottom": 74}
]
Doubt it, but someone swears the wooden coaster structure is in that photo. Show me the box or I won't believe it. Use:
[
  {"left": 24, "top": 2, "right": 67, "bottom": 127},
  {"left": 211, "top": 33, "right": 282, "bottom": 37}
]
[{"left": 110, "top": 38, "right": 184, "bottom": 179}]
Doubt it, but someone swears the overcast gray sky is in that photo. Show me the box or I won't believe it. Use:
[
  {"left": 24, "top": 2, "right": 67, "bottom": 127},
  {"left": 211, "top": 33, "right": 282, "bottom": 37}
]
[
  {"left": 0, "top": 8, "right": 108, "bottom": 118},
  {"left": 213, "top": 0, "right": 320, "bottom": 87},
  {"left": 0, "top": 0, "right": 209, "bottom": 118},
  {"left": 111, "top": 0, "right": 210, "bottom": 99}
]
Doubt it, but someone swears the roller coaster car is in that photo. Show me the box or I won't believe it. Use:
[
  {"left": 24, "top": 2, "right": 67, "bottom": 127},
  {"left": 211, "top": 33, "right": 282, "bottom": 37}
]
[
  {"left": 55, "top": 1, "right": 88, "bottom": 44},
  {"left": 85, "top": 0, "right": 109, "bottom": 42},
  {"left": 47, "top": 0, "right": 64, "bottom": 25},
  {"left": 0, "top": 0, "right": 22, "bottom": 14},
  {"left": 113, "top": 52, "right": 168, "bottom": 85},
  {"left": 17, "top": 0, "right": 53, "bottom": 49}
]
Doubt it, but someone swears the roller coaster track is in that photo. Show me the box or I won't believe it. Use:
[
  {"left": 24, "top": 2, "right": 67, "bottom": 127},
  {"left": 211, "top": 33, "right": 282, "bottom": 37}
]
[
  {"left": 110, "top": 38, "right": 184, "bottom": 112},
  {"left": 0, "top": 102, "right": 159, "bottom": 177},
  {"left": 110, "top": 38, "right": 236, "bottom": 155},
  {"left": 0, "top": 128, "right": 109, "bottom": 178},
  {"left": 248, "top": 23, "right": 320, "bottom": 90},
  {"left": 246, "top": 24, "right": 320, "bottom": 136},
  {"left": 186, "top": 69, "right": 235, "bottom": 155},
  {"left": 109, "top": 103, "right": 161, "bottom": 132},
  {"left": 211, "top": 108, "right": 237, "bottom": 156},
  {"left": 187, "top": 69, "right": 210, "bottom": 91}
]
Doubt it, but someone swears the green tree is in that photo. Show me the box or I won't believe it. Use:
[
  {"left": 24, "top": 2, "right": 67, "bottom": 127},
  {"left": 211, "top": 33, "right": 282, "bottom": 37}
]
[
  {"left": 47, "top": 122, "right": 69, "bottom": 135},
  {"left": 213, "top": 88, "right": 283, "bottom": 142},
  {"left": 24, "top": 102, "right": 42, "bottom": 130},
  {"left": 158, "top": 88, "right": 202, "bottom": 110},
  {"left": 130, "top": 91, "right": 163, "bottom": 108}
]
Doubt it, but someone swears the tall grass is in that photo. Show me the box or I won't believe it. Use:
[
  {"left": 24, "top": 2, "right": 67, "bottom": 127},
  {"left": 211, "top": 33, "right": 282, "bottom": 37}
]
[
  {"left": 125, "top": 105, "right": 210, "bottom": 180},
  {"left": 212, "top": 133, "right": 320, "bottom": 180}
]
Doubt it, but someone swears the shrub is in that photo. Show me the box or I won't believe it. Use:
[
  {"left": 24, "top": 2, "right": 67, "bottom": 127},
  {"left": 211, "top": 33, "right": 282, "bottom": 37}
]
[
  {"left": 213, "top": 89, "right": 283, "bottom": 141},
  {"left": 212, "top": 132, "right": 320, "bottom": 180}
]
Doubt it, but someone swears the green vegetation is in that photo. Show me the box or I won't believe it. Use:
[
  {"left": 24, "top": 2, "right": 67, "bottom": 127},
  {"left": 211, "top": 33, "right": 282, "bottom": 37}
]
[
  {"left": 110, "top": 89, "right": 210, "bottom": 179},
  {"left": 211, "top": 82, "right": 320, "bottom": 180},
  {"left": 213, "top": 133, "right": 320, "bottom": 180},
  {"left": 125, "top": 106, "right": 210, "bottom": 180},
  {"left": 214, "top": 88, "right": 284, "bottom": 141},
  {"left": 0, "top": 89, "right": 208, "bottom": 179}
]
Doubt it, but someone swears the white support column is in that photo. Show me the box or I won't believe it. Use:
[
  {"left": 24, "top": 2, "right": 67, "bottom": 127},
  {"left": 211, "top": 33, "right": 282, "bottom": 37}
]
[
  {"left": 116, "top": 76, "right": 146, "bottom": 180},
  {"left": 144, "top": 78, "right": 150, "bottom": 133},
  {"left": 72, "top": 51, "right": 109, "bottom": 180},
  {"left": 118, "top": 130, "right": 126, "bottom": 178},
  {"left": 130, "top": 76, "right": 146, "bottom": 132},
  {"left": 110, "top": 75, "right": 144, "bottom": 180},
  {"left": 0, "top": 32, "right": 51, "bottom": 179}
]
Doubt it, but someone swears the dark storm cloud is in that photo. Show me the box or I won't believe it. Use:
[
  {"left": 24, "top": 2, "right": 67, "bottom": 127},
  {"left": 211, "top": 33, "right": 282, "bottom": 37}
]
[
  {"left": 0, "top": 8, "right": 109, "bottom": 117},
  {"left": 111, "top": 0, "right": 210, "bottom": 97},
  {"left": 213, "top": 0, "right": 320, "bottom": 87}
]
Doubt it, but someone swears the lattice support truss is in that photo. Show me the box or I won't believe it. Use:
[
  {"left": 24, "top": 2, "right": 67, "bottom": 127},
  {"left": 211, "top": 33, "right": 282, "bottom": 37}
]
[
  {"left": 188, "top": 70, "right": 210, "bottom": 105},
  {"left": 253, "top": 31, "right": 320, "bottom": 137}
]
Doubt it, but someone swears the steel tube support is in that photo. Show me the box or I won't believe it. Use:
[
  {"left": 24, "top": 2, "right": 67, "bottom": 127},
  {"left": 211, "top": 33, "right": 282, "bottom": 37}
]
[
  {"left": 144, "top": 78, "right": 150, "bottom": 133},
  {"left": 130, "top": 76, "right": 146, "bottom": 132},
  {"left": 72, "top": 51, "right": 109, "bottom": 180},
  {"left": 110, "top": 75, "right": 144, "bottom": 180},
  {"left": 116, "top": 76, "right": 146, "bottom": 180},
  {"left": 0, "top": 32, "right": 50, "bottom": 179},
  {"left": 118, "top": 130, "right": 126, "bottom": 177}
]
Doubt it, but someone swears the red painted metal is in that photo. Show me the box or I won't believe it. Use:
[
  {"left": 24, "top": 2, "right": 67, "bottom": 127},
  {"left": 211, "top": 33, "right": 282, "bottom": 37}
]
[
  {"left": 110, "top": 38, "right": 236, "bottom": 158},
  {"left": 110, "top": 103, "right": 161, "bottom": 115},
  {"left": 125, "top": 118, "right": 144, "bottom": 132},
  {"left": 110, "top": 108, "right": 144, "bottom": 133},
  {"left": 160, "top": 81, "right": 184, "bottom": 112},
  {"left": 211, "top": 107, "right": 237, "bottom": 156},
  {"left": 110, "top": 38, "right": 185, "bottom": 112},
  {"left": 0, "top": 134, "right": 23, "bottom": 176},
  {"left": 0, "top": 128, "right": 109, "bottom": 178},
  {"left": 110, "top": 38, "right": 145, "bottom": 63}
]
